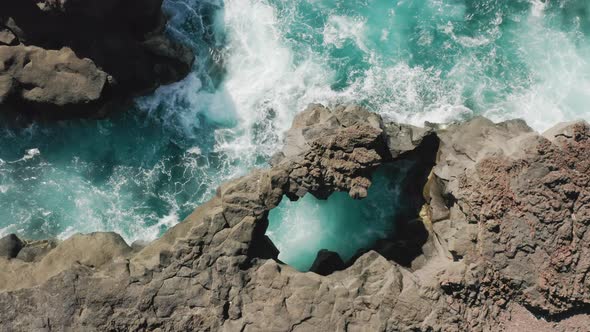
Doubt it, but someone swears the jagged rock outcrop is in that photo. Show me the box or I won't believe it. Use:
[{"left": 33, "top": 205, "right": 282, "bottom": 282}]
[
  {"left": 0, "top": 105, "right": 588, "bottom": 331},
  {"left": 0, "top": 0, "right": 193, "bottom": 119}
]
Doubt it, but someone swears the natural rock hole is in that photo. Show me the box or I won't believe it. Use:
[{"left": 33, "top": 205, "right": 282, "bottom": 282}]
[{"left": 265, "top": 162, "right": 428, "bottom": 274}]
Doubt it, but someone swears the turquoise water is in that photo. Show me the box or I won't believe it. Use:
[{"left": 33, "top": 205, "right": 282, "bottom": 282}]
[
  {"left": 1, "top": 1, "right": 589, "bottom": 263},
  {"left": 267, "top": 165, "right": 410, "bottom": 271}
]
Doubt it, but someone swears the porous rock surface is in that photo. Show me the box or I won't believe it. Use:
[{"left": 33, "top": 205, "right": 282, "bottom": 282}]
[
  {"left": 0, "top": 0, "right": 193, "bottom": 119},
  {"left": 0, "top": 105, "right": 588, "bottom": 331}
]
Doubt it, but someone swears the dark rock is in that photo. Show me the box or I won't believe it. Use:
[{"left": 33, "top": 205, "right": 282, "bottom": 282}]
[
  {"left": 247, "top": 234, "right": 280, "bottom": 261},
  {"left": 375, "top": 218, "right": 430, "bottom": 268},
  {"left": 309, "top": 249, "right": 345, "bottom": 276},
  {"left": 0, "top": 0, "right": 193, "bottom": 119},
  {"left": 0, "top": 234, "right": 24, "bottom": 259}
]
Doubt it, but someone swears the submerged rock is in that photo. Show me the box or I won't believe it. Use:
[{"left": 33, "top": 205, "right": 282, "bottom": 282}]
[
  {"left": 0, "top": 0, "right": 193, "bottom": 119},
  {"left": 0, "top": 105, "right": 588, "bottom": 331}
]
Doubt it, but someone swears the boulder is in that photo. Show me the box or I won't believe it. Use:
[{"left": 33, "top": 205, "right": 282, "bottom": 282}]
[
  {"left": 276, "top": 104, "right": 390, "bottom": 200},
  {"left": 429, "top": 118, "right": 590, "bottom": 320},
  {"left": 0, "top": 234, "right": 23, "bottom": 259},
  {"left": 0, "top": 0, "right": 193, "bottom": 119}
]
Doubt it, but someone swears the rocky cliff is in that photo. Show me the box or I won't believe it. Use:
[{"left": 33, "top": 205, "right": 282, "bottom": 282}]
[
  {"left": 0, "top": 0, "right": 193, "bottom": 120},
  {"left": 0, "top": 105, "right": 588, "bottom": 331}
]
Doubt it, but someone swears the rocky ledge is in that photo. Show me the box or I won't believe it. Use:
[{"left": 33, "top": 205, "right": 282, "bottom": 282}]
[
  {"left": 0, "top": 0, "right": 193, "bottom": 120},
  {"left": 0, "top": 105, "right": 589, "bottom": 331}
]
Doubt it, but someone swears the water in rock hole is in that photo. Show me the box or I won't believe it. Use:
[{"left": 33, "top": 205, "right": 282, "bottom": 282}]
[{"left": 266, "top": 164, "right": 414, "bottom": 272}]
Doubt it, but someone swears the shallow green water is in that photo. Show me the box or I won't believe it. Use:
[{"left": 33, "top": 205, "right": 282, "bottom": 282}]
[{"left": 1, "top": 0, "right": 589, "bottom": 266}]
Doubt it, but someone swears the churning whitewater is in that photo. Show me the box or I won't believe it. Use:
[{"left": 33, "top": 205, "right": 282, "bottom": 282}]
[{"left": 1, "top": 0, "right": 590, "bottom": 266}]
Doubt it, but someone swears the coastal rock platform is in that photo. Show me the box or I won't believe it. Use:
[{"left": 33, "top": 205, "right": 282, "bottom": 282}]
[{"left": 0, "top": 105, "right": 588, "bottom": 331}]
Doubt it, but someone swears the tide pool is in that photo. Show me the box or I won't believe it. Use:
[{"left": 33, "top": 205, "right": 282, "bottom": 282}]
[{"left": 266, "top": 164, "right": 412, "bottom": 271}]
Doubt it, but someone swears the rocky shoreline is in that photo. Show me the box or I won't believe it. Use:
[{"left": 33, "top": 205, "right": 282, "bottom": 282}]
[
  {"left": 0, "top": 0, "right": 193, "bottom": 120},
  {"left": 0, "top": 104, "right": 588, "bottom": 331}
]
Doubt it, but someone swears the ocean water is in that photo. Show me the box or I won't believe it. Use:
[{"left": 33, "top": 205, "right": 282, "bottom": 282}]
[{"left": 1, "top": 0, "right": 589, "bottom": 268}]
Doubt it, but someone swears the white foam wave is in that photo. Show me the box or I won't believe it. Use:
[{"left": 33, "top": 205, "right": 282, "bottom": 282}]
[
  {"left": 220, "top": 0, "right": 336, "bottom": 139},
  {"left": 484, "top": 3, "right": 590, "bottom": 131},
  {"left": 323, "top": 15, "right": 368, "bottom": 51},
  {"left": 132, "top": 210, "right": 181, "bottom": 243},
  {"left": 0, "top": 225, "right": 13, "bottom": 238}
]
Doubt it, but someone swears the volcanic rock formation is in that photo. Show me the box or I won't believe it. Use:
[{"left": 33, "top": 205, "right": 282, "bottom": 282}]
[
  {"left": 0, "top": 105, "right": 588, "bottom": 331},
  {"left": 0, "top": 0, "right": 193, "bottom": 119}
]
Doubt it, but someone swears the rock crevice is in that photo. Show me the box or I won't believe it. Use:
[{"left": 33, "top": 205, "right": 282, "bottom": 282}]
[{"left": 0, "top": 0, "right": 193, "bottom": 119}]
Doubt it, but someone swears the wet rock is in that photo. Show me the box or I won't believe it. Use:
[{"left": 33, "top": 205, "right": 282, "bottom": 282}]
[
  {"left": 0, "top": 234, "right": 23, "bottom": 259},
  {"left": 0, "top": 0, "right": 193, "bottom": 119},
  {"left": 309, "top": 249, "right": 345, "bottom": 276},
  {"left": 0, "top": 45, "right": 108, "bottom": 109}
]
